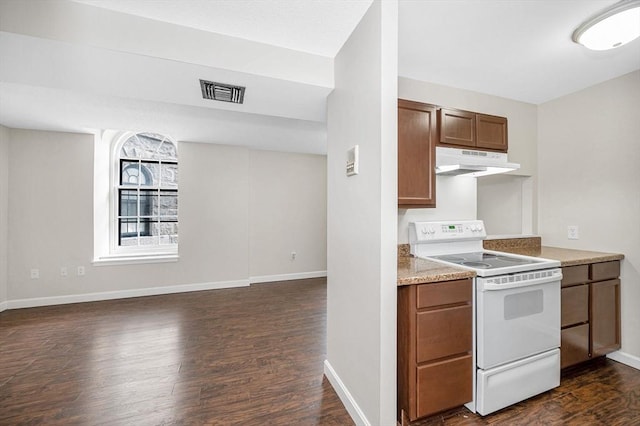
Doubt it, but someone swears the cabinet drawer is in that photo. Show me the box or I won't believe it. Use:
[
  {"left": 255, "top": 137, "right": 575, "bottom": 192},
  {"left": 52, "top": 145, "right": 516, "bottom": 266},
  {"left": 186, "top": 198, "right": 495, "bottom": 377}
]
[
  {"left": 417, "top": 354, "right": 472, "bottom": 419},
  {"left": 561, "top": 285, "right": 588, "bottom": 327},
  {"left": 561, "top": 324, "right": 590, "bottom": 368},
  {"left": 417, "top": 305, "right": 472, "bottom": 363},
  {"left": 590, "top": 261, "right": 620, "bottom": 282},
  {"left": 417, "top": 279, "right": 471, "bottom": 309},
  {"left": 561, "top": 265, "right": 588, "bottom": 287}
]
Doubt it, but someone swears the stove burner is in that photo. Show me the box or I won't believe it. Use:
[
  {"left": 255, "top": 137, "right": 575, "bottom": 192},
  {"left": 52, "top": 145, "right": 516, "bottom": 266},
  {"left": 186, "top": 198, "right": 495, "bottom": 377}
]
[
  {"left": 428, "top": 251, "right": 545, "bottom": 272},
  {"left": 436, "top": 256, "right": 466, "bottom": 262},
  {"left": 495, "top": 256, "right": 531, "bottom": 264},
  {"left": 461, "top": 261, "right": 492, "bottom": 269}
]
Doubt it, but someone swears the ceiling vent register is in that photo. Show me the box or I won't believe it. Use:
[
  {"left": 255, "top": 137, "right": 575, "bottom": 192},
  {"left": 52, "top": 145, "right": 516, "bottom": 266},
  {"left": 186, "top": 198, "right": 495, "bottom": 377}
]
[{"left": 200, "top": 80, "right": 245, "bottom": 104}]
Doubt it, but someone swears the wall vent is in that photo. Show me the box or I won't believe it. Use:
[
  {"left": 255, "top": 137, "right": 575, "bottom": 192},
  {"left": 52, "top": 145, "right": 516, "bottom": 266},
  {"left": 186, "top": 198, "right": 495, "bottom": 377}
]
[{"left": 200, "top": 80, "right": 245, "bottom": 104}]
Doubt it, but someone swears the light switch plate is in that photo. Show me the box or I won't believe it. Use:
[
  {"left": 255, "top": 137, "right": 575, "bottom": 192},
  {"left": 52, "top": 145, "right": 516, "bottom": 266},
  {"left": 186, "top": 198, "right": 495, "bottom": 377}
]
[{"left": 346, "top": 145, "right": 359, "bottom": 176}]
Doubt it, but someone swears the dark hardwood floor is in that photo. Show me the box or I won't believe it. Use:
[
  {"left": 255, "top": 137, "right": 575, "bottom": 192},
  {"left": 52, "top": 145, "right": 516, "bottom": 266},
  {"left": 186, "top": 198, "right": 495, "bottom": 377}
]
[
  {"left": 412, "top": 357, "right": 640, "bottom": 426},
  {"left": 3, "top": 279, "right": 639, "bottom": 425},
  {"left": 0, "top": 278, "right": 354, "bottom": 425}
]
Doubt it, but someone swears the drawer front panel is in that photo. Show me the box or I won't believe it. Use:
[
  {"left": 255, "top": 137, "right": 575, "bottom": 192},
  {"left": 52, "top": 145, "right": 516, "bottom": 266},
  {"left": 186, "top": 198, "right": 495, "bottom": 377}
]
[
  {"left": 561, "top": 324, "right": 590, "bottom": 368},
  {"left": 590, "top": 261, "right": 620, "bottom": 282},
  {"left": 417, "top": 305, "right": 472, "bottom": 363},
  {"left": 561, "top": 265, "right": 588, "bottom": 287},
  {"left": 417, "top": 279, "right": 471, "bottom": 309},
  {"left": 561, "top": 284, "right": 588, "bottom": 327},
  {"left": 476, "top": 349, "right": 560, "bottom": 416},
  {"left": 417, "top": 354, "right": 472, "bottom": 418}
]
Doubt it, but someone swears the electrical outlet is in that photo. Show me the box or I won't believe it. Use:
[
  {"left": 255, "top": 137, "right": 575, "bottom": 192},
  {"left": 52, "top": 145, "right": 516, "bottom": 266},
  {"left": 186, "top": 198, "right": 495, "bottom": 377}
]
[
  {"left": 291, "top": 251, "right": 296, "bottom": 261},
  {"left": 60, "top": 267, "right": 68, "bottom": 277},
  {"left": 30, "top": 268, "right": 39, "bottom": 279},
  {"left": 77, "top": 266, "right": 85, "bottom": 276},
  {"left": 568, "top": 225, "right": 579, "bottom": 240}
]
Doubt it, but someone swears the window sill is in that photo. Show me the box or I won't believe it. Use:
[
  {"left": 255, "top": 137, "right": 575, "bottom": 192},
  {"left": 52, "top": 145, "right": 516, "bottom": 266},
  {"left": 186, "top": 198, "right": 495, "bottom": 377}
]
[{"left": 93, "top": 253, "right": 179, "bottom": 266}]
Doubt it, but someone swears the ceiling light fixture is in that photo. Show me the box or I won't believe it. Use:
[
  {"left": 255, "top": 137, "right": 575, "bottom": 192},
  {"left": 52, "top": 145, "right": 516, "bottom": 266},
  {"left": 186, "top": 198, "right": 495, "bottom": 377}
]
[{"left": 572, "top": 0, "right": 640, "bottom": 50}]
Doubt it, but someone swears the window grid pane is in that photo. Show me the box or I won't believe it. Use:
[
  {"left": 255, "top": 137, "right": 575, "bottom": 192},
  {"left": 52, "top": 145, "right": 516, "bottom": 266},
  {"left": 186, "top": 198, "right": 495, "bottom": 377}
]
[
  {"left": 116, "top": 133, "right": 178, "bottom": 248},
  {"left": 119, "top": 189, "right": 138, "bottom": 217}
]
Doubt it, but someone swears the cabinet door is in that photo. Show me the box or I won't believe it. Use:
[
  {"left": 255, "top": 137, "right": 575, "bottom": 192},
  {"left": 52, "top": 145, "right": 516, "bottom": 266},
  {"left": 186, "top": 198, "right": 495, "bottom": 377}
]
[
  {"left": 438, "top": 108, "right": 475, "bottom": 147},
  {"left": 476, "top": 114, "right": 508, "bottom": 152},
  {"left": 591, "top": 279, "right": 621, "bottom": 357},
  {"left": 561, "top": 324, "right": 590, "bottom": 368},
  {"left": 398, "top": 100, "right": 436, "bottom": 207}
]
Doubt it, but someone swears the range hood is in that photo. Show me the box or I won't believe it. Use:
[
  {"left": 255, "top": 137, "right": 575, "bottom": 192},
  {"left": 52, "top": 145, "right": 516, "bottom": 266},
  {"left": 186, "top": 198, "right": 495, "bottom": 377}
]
[{"left": 435, "top": 146, "right": 520, "bottom": 177}]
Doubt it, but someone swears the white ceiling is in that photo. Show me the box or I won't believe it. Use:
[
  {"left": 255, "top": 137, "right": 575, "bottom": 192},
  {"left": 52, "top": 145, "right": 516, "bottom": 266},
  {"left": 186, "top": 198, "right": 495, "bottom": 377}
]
[
  {"left": 1, "top": 0, "right": 639, "bottom": 153},
  {"left": 399, "top": 0, "right": 640, "bottom": 104},
  {"left": 73, "top": 0, "right": 640, "bottom": 104},
  {"left": 73, "top": 0, "right": 373, "bottom": 57}
]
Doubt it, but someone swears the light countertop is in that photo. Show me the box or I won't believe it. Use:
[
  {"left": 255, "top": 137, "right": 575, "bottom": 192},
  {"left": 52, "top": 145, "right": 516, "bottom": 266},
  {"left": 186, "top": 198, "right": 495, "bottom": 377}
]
[
  {"left": 397, "top": 240, "right": 624, "bottom": 286},
  {"left": 397, "top": 256, "right": 475, "bottom": 286},
  {"left": 494, "top": 246, "right": 624, "bottom": 267}
]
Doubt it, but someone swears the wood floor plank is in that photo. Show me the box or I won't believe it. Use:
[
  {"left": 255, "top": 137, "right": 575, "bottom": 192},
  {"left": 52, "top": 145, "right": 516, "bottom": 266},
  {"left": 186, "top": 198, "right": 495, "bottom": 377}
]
[{"left": 0, "top": 278, "right": 354, "bottom": 425}]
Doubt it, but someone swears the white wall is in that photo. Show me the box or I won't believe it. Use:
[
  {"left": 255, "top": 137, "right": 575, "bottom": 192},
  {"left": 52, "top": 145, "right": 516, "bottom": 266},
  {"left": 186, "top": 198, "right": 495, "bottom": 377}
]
[
  {"left": 326, "top": 1, "right": 397, "bottom": 425},
  {"left": 0, "top": 125, "right": 8, "bottom": 309},
  {"left": 397, "top": 77, "right": 538, "bottom": 239},
  {"left": 477, "top": 174, "right": 534, "bottom": 236},
  {"left": 5, "top": 128, "right": 327, "bottom": 305},
  {"left": 8, "top": 130, "right": 95, "bottom": 300},
  {"left": 397, "top": 177, "right": 477, "bottom": 243},
  {"left": 249, "top": 150, "right": 327, "bottom": 280},
  {"left": 538, "top": 70, "right": 640, "bottom": 359}
]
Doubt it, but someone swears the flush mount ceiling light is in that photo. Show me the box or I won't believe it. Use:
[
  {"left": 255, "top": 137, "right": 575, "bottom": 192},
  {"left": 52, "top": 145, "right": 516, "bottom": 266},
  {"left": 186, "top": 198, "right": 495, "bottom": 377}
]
[{"left": 572, "top": 0, "right": 640, "bottom": 50}]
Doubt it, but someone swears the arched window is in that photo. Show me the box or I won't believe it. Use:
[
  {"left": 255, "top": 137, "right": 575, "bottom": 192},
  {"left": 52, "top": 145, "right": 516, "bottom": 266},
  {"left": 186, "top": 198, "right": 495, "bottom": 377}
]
[{"left": 114, "top": 132, "right": 178, "bottom": 251}]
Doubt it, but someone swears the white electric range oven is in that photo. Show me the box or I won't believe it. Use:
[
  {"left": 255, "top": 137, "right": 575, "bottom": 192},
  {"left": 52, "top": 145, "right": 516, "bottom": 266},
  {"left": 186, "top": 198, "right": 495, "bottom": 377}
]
[{"left": 409, "top": 220, "right": 562, "bottom": 416}]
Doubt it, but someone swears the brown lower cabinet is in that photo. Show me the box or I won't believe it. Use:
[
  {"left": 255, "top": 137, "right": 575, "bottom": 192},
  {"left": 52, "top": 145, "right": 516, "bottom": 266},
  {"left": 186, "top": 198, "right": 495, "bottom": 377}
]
[
  {"left": 560, "top": 260, "right": 621, "bottom": 369},
  {"left": 398, "top": 279, "right": 473, "bottom": 424}
]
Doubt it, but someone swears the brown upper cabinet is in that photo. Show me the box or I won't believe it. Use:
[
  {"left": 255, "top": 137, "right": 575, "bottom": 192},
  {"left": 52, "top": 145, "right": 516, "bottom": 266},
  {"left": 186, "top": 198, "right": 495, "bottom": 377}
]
[
  {"left": 437, "top": 108, "right": 475, "bottom": 147},
  {"left": 438, "top": 108, "right": 508, "bottom": 152},
  {"left": 398, "top": 99, "right": 436, "bottom": 208}
]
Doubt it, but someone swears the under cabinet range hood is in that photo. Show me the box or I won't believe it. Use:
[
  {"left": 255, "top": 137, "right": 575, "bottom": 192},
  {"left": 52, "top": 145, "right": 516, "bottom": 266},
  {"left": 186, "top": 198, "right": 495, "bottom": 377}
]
[{"left": 435, "top": 146, "right": 520, "bottom": 177}]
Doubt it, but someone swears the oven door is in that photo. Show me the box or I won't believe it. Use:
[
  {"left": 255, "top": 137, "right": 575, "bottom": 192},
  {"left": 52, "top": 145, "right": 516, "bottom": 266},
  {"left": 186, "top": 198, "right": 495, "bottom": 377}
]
[{"left": 476, "top": 271, "right": 561, "bottom": 370}]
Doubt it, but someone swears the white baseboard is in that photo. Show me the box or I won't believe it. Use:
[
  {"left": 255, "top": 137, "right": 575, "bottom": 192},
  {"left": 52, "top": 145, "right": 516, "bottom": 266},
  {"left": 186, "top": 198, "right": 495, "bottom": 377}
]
[
  {"left": 607, "top": 350, "right": 640, "bottom": 370},
  {"left": 6, "top": 279, "right": 249, "bottom": 310},
  {"left": 324, "top": 359, "right": 370, "bottom": 426},
  {"left": 250, "top": 270, "right": 327, "bottom": 284},
  {"left": 3, "top": 272, "right": 327, "bottom": 310}
]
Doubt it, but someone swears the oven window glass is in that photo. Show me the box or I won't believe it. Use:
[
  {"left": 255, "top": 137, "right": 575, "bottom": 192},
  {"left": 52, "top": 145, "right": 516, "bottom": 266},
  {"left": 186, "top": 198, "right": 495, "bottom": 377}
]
[{"left": 504, "top": 289, "right": 543, "bottom": 320}]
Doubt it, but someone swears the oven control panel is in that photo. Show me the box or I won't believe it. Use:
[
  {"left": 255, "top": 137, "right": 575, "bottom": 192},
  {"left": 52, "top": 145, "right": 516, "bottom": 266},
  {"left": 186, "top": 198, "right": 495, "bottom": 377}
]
[{"left": 409, "top": 220, "right": 487, "bottom": 242}]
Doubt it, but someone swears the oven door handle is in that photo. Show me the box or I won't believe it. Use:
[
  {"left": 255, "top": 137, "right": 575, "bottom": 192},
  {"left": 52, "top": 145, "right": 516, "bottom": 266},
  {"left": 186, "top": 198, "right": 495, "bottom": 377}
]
[{"left": 480, "top": 273, "right": 563, "bottom": 291}]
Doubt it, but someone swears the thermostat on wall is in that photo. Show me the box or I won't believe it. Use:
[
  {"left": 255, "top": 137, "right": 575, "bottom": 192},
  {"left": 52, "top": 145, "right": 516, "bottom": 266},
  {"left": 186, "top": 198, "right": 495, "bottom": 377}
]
[{"left": 346, "top": 145, "right": 359, "bottom": 176}]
